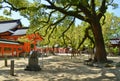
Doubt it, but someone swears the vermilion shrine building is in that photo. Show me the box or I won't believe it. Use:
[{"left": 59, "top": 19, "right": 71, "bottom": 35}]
[{"left": 0, "top": 19, "right": 43, "bottom": 57}]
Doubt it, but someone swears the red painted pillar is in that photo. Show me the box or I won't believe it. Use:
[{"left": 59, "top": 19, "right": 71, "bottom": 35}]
[
  {"left": 16, "top": 47, "right": 19, "bottom": 56},
  {"left": 33, "top": 41, "right": 37, "bottom": 51},
  {"left": 11, "top": 47, "right": 14, "bottom": 56},
  {"left": 1, "top": 46, "right": 4, "bottom": 57},
  {"left": 0, "top": 47, "right": 1, "bottom": 56}
]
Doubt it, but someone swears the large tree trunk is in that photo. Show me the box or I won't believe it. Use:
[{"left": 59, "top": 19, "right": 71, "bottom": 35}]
[{"left": 91, "top": 21, "right": 107, "bottom": 62}]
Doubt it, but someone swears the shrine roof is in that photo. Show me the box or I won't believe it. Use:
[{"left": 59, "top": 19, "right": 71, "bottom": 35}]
[
  {"left": 110, "top": 39, "right": 120, "bottom": 45},
  {"left": 12, "top": 28, "right": 28, "bottom": 36},
  {"left": 0, "top": 19, "right": 22, "bottom": 33},
  {"left": 0, "top": 39, "right": 21, "bottom": 45}
]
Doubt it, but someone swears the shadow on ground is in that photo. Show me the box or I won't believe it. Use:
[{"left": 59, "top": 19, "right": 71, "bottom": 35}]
[{"left": 0, "top": 55, "right": 120, "bottom": 81}]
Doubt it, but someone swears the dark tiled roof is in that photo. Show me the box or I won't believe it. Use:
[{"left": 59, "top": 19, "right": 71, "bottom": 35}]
[
  {"left": 110, "top": 39, "right": 120, "bottom": 45},
  {"left": 0, "top": 19, "right": 22, "bottom": 33},
  {"left": 12, "top": 28, "right": 28, "bottom": 36},
  {"left": 0, "top": 19, "right": 21, "bottom": 24}
]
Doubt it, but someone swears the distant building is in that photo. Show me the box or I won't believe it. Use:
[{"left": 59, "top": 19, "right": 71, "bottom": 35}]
[{"left": 110, "top": 38, "right": 120, "bottom": 47}]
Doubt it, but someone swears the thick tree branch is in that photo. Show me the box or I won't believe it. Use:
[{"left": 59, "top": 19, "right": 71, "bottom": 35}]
[
  {"left": 77, "top": 26, "right": 94, "bottom": 49},
  {"left": 46, "top": 10, "right": 56, "bottom": 23},
  {"left": 43, "top": 25, "right": 51, "bottom": 37},
  {"left": 107, "top": 0, "right": 114, "bottom": 5},
  {"left": 46, "top": 25, "right": 57, "bottom": 45},
  {"left": 42, "top": 14, "right": 67, "bottom": 36},
  {"left": 98, "top": 0, "right": 107, "bottom": 19},
  {"left": 62, "top": 34, "right": 67, "bottom": 47},
  {"left": 59, "top": 17, "right": 75, "bottom": 38},
  {"left": 90, "top": 0, "right": 96, "bottom": 15},
  {"left": 52, "top": 15, "right": 67, "bottom": 25},
  {"left": 45, "top": 5, "right": 86, "bottom": 21},
  {"left": 44, "top": 0, "right": 87, "bottom": 22},
  {"left": 1, "top": 0, "right": 26, "bottom": 11},
  {"left": 87, "top": 35, "right": 95, "bottom": 46},
  {"left": 77, "top": 1, "right": 92, "bottom": 18}
]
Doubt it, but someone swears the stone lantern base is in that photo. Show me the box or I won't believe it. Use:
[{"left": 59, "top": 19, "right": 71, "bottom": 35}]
[{"left": 25, "top": 51, "right": 41, "bottom": 71}]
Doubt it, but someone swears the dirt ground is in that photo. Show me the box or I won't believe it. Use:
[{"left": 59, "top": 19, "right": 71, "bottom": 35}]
[{"left": 0, "top": 54, "right": 120, "bottom": 81}]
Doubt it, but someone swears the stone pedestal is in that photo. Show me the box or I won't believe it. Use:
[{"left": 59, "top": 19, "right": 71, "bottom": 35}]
[{"left": 25, "top": 51, "right": 41, "bottom": 71}]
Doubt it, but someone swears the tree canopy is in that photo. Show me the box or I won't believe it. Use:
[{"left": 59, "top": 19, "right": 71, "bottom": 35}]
[{"left": 0, "top": 0, "right": 119, "bottom": 62}]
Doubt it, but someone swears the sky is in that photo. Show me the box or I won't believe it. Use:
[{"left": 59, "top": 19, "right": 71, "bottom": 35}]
[
  {"left": 0, "top": 0, "right": 120, "bottom": 27},
  {"left": 107, "top": 0, "right": 120, "bottom": 17},
  {"left": 0, "top": 8, "right": 30, "bottom": 27}
]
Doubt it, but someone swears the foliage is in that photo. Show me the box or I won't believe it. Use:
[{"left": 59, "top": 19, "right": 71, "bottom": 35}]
[
  {"left": 0, "top": 0, "right": 119, "bottom": 62},
  {"left": 112, "top": 47, "right": 119, "bottom": 55},
  {"left": 101, "top": 12, "right": 120, "bottom": 55},
  {"left": 102, "top": 13, "right": 120, "bottom": 43},
  {"left": 17, "top": 36, "right": 30, "bottom": 43},
  {"left": 0, "top": 16, "right": 12, "bottom": 21},
  {"left": 116, "top": 62, "right": 120, "bottom": 67}
]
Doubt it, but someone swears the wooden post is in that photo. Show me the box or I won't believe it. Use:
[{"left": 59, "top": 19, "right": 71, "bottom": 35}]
[
  {"left": 4, "top": 56, "right": 7, "bottom": 67},
  {"left": 10, "top": 60, "right": 14, "bottom": 76}
]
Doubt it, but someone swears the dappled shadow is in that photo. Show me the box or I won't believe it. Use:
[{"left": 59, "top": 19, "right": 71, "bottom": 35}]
[
  {"left": 0, "top": 55, "right": 120, "bottom": 81},
  {"left": 79, "top": 67, "right": 120, "bottom": 81}
]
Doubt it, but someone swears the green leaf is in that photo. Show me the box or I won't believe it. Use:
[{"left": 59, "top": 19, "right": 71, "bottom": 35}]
[{"left": 3, "top": 9, "right": 11, "bottom": 15}]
